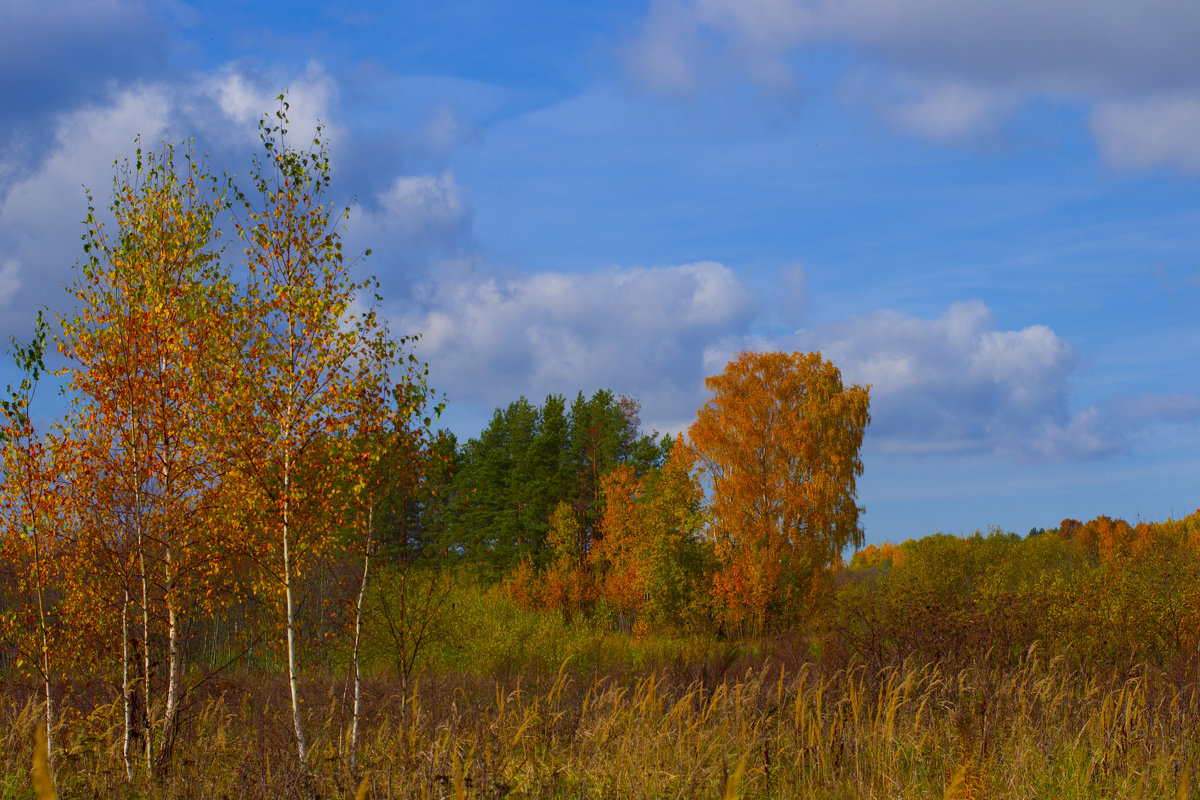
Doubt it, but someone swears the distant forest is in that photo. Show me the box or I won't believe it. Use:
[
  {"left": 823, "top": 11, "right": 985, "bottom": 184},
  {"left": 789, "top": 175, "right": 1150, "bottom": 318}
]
[{"left": 406, "top": 390, "right": 1200, "bottom": 675}]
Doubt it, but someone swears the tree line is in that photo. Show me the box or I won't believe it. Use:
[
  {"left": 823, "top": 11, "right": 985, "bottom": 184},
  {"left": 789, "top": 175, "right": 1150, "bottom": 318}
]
[
  {"left": 433, "top": 351, "right": 871, "bottom": 638},
  {"left": 835, "top": 513, "right": 1200, "bottom": 673}
]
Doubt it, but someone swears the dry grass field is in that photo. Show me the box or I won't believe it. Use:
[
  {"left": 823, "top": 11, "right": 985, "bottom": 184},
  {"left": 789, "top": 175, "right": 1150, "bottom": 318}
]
[{"left": 3, "top": 645, "right": 1196, "bottom": 800}]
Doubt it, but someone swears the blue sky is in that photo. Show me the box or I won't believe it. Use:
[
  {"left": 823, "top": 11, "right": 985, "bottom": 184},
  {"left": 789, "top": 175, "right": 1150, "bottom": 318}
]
[{"left": 2, "top": 0, "right": 1199, "bottom": 543}]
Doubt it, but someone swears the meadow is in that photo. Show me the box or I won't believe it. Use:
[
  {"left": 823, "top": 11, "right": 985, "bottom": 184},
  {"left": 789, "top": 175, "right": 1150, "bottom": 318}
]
[{"left": 3, "top": 551, "right": 1197, "bottom": 800}]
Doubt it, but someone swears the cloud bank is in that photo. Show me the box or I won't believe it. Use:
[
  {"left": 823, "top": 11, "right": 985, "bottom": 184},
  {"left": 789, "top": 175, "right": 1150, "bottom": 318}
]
[
  {"left": 624, "top": 0, "right": 1200, "bottom": 168},
  {"left": 0, "top": 58, "right": 462, "bottom": 330},
  {"left": 779, "top": 301, "right": 1111, "bottom": 460},
  {"left": 396, "top": 261, "right": 1198, "bottom": 461}
]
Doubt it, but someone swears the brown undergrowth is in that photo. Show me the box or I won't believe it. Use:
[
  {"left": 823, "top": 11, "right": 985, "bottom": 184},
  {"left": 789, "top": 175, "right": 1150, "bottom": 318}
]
[{"left": 2, "top": 645, "right": 1198, "bottom": 800}]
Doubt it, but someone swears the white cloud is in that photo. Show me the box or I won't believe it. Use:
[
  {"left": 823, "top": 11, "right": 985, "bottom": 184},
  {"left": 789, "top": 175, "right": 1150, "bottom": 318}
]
[
  {"left": 624, "top": 0, "right": 1200, "bottom": 165},
  {"left": 368, "top": 173, "right": 466, "bottom": 242},
  {"left": 0, "top": 86, "right": 172, "bottom": 327},
  {"left": 399, "top": 259, "right": 758, "bottom": 432},
  {"left": 0, "top": 61, "right": 421, "bottom": 339},
  {"left": 196, "top": 61, "right": 340, "bottom": 150},
  {"left": 740, "top": 300, "right": 1123, "bottom": 460},
  {"left": 0, "top": 0, "right": 166, "bottom": 152},
  {"left": 403, "top": 271, "right": 1189, "bottom": 461},
  {"left": 850, "top": 76, "right": 1013, "bottom": 144},
  {"left": 1, "top": 86, "right": 171, "bottom": 225}
]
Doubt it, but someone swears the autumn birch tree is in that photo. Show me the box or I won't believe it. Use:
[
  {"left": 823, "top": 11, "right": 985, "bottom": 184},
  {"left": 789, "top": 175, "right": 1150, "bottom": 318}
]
[
  {"left": 688, "top": 351, "right": 869, "bottom": 633},
  {"left": 219, "top": 100, "right": 376, "bottom": 767},
  {"left": 59, "top": 141, "right": 228, "bottom": 767}
]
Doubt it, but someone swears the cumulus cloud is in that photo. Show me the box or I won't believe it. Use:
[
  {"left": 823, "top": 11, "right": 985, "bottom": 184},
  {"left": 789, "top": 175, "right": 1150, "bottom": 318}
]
[
  {"left": 0, "top": 87, "right": 172, "bottom": 328},
  {"left": 0, "top": 62, "right": 466, "bottom": 339},
  {"left": 779, "top": 302, "right": 1197, "bottom": 460},
  {"left": 815, "top": 302, "right": 1118, "bottom": 459},
  {"left": 624, "top": 0, "right": 1200, "bottom": 165},
  {"left": 399, "top": 270, "right": 1195, "bottom": 462},
  {"left": 398, "top": 260, "right": 758, "bottom": 431},
  {"left": 706, "top": 301, "right": 1121, "bottom": 460},
  {"left": 363, "top": 173, "right": 467, "bottom": 244},
  {"left": 629, "top": 0, "right": 1200, "bottom": 95},
  {"left": 194, "top": 61, "right": 340, "bottom": 150}
]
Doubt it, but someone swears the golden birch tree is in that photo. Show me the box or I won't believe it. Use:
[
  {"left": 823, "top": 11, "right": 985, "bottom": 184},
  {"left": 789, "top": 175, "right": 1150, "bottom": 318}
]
[
  {"left": 216, "top": 99, "right": 379, "bottom": 768},
  {"left": 688, "top": 351, "right": 869, "bottom": 633},
  {"left": 58, "top": 140, "right": 228, "bottom": 768}
]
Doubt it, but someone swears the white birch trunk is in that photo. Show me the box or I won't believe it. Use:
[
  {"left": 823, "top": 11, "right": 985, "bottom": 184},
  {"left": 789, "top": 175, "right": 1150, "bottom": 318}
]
[
  {"left": 122, "top": 589, "right": 132, "bottom": 781},
  {"left": 37, "top": 591, "right": 53, "bottom": 787},
  {"left": 160, "top": 548, "right": 180, "bottom": 757},
  {"left": 159, "top": 354, "right": 182, "bottom": 759},
  {"left": 30, "top": 516, "right": 55, "bottom": 791},
  {"left": 349, "top": 504, "right": 373, "bottom": 775},
  {"left": 137, "top": 506, "right": 153, "bottom": 768},
  {"left": 283, "top": 430, "right": 309, "bottom": 764}
]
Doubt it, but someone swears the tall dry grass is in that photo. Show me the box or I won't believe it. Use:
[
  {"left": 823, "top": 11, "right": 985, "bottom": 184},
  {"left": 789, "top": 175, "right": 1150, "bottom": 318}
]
[{"left": 2, "top": 646, "right": 1197, "bottom": 799}]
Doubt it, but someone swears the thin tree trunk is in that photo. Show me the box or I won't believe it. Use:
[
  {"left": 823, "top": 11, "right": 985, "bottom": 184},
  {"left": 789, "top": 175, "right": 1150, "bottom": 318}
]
[
  {"left": 159, "top": 356, "right": 182, "bottom": 759},
  {"left": 349, "top": 504, "right": 373, "bottom": 776},
  {"left": 33, "top": 540, "right": 54, "bottom": 789},
  {"left": 24, "top": 470, "right": 55, "bottom": 791},
  {"left": 122, "top": 589, "right": 133, "bottom": 781},
  {"left": 160, "top": 548, "right": 180, "bottom": 758},
  {"left": 40, "top": 649, "right": 53, "bottom": 777},
  {"left": 283, "top": 437, "right": 309, "bottom": 765},
  {"left": 137, "top": 513, "right": 153, "bottom": 767},
  {"left": 129, "top": 338, "right": 153, "bottom": 768}
]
